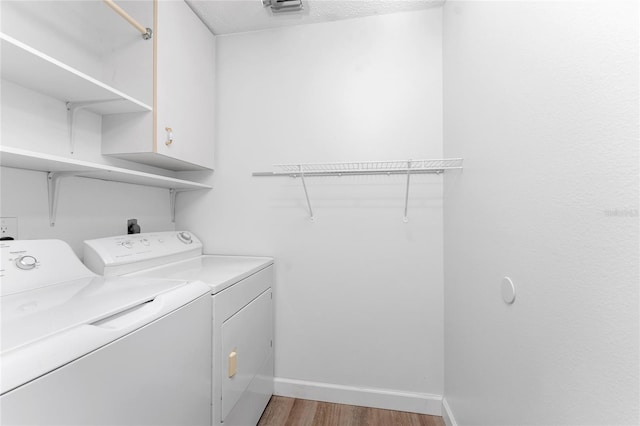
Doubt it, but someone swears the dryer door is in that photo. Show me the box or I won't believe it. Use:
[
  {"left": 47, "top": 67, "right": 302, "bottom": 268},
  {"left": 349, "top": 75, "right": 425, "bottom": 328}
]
[{"left": 221, "top": 289, "right": 273, "bottom": 422}]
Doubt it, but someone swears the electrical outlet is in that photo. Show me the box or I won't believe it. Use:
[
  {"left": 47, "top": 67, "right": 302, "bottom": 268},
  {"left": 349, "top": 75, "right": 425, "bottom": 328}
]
[{"left": 1, "top": 217, "right": 18, "bottom": 239}]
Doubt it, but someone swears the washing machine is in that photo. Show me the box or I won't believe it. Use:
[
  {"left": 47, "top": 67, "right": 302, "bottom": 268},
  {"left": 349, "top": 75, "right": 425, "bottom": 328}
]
[
  {"left": 83, "top": 231, "right": 274, "bottom": 426},
  {"left": 0, "top": 239, "right": 212, "bottom": 425}
]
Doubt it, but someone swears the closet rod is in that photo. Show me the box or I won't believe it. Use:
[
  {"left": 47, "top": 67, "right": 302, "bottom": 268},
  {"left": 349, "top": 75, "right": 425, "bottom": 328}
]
[{"left": 103, "top": 0, "right": 153, "bottom": 40}]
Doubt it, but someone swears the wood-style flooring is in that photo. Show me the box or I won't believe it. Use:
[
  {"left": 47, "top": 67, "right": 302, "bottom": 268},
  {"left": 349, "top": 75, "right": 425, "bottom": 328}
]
[{"left": 257, "top": 396, "right": 446, "bottom": 426}]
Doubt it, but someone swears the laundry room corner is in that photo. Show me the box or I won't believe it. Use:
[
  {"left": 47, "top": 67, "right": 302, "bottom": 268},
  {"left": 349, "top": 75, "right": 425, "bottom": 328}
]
[
  {"left": 176, "top": 7, "right": 446, "bottom": 413},
  {"left": 3, "top": 0, "right": 637, "bottom": 424}
]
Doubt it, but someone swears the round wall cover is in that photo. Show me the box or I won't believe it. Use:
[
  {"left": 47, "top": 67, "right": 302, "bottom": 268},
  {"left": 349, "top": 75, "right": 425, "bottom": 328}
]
[{"left": 501, "top": 276, "right": 516, "bottom": 304}]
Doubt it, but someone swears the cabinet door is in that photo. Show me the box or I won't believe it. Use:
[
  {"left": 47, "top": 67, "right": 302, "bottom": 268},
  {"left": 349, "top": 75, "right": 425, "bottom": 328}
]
[{"left": 155, "top": 0, "right": 215, "bottom": 170}]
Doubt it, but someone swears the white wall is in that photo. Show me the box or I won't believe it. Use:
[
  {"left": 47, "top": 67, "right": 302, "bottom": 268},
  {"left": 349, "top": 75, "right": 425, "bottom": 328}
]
[
  {"left": 443, "top": 1, "right": 639, "bottom": 425},
  {"left": 177, "top": 9, "right": 445, "bottom": 411}
]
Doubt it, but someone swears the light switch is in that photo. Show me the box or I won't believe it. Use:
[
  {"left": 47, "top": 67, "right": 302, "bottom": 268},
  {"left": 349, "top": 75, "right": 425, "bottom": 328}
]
[{"left": 228, "top": 351, "right": 237, "bottom": 378}]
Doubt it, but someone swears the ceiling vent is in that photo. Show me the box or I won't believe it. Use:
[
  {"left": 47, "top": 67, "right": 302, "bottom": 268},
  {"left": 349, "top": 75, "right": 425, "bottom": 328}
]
[{"left": 262, "top": 0, "right": 304, "bottom": 13}]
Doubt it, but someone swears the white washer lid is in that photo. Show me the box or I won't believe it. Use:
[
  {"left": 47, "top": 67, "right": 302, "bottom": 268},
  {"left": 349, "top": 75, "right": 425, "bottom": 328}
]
[
  {"left": 1, "top": 275, "right": 210, "bottom": 395},
  {"left": 125, "top": 255, "right": 274, "bottom": 294}
]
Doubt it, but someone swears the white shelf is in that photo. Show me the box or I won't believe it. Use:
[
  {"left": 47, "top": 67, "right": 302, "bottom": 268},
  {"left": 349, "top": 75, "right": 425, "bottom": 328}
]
[
  {"left": 254, "top": 158, "right": 464, "bottom": 177},
  {"left": 0, "top": 33, "right": 152, "bottom": 114},
  {"left": 0, "top": 146, "right": 210, "bottom": 190},
  {"left": 252, "top": 158, "right": 463, "bottom": 222},
  {"left": 0, "top": 146, "right": 211, "bottom": 225}
]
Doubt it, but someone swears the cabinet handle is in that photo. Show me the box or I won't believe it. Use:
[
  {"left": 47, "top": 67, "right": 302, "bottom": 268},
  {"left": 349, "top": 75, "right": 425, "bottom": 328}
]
[
  {"left": 165, "top": 127, "right": 173, "bottom": 146},
  {"left": 228, "top": 351, "right": 237, "bottom": 378}
]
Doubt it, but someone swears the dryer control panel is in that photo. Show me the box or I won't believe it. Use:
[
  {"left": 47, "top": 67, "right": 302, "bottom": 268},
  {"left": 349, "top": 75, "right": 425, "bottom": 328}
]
[{"left": 83, "top": 231, "right": 203, "bottom": 276}]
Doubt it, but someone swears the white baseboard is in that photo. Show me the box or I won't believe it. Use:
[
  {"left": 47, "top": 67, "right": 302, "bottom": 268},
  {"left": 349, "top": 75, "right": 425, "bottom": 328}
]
[
  {"left": 273, "top": 377, "right": 442, "bottom": 416},
  {"left": 442, "top": 398, "right": 458, "bottom": 426}
]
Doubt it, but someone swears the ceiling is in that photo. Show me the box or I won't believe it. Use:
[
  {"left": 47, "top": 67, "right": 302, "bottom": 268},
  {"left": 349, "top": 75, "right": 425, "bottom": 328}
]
[{"left": 186, "top": 0, "right": 446, "bottom": 35}]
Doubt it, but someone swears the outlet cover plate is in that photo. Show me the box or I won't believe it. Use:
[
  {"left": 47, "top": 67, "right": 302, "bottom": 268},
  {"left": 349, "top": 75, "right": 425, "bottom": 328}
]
[{"left": 1, "top": 217, "right": 18, "bottom": 239}]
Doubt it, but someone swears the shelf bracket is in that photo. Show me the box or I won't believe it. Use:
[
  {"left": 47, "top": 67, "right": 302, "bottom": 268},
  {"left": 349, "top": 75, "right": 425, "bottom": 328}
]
[
  {"left": 403, "top": 159, "right": 412, "bottom": 223},
  {"left": 47, "top": 171, "right": 77, "bottom": 226},
  {"left": 169, "top": 189, "right": 177, "bottom": 223},
  {"left": 298, "top": 165, "right": 314, "bottom": 221},
  {"left": 66, "top": 100, "right": 122, "bottom": 154}
]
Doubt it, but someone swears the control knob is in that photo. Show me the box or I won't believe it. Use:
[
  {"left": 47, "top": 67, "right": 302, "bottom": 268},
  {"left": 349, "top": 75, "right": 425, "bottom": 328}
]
[
  {"left": 16, "top": 255, "right": 37, "bottom": 270},
  {"left": 177, "top": 231, "right": 193, "bottom": 244}
]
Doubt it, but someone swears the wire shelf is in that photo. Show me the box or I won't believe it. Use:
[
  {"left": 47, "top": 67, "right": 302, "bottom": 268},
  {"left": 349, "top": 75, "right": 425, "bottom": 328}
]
[
  {"left": 252, "top": 158, "right": 463, "bottom": 222},
  {"left": 255, "top": 158, "right": 463, "bottom": 177}
]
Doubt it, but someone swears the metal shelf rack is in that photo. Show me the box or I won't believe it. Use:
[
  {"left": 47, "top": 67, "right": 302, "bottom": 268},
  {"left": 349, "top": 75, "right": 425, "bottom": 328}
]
[{"left": 253, "top": 158, "right": 463, "bottom": 222}]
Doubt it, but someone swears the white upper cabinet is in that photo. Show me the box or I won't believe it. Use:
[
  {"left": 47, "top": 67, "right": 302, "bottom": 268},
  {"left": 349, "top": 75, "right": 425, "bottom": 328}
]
[
  {"left": 1, "top": 0, "right": 213, "bottom": 172},
  {"left": 155, "top": 1, "right": 215, "bottom": 170},
  {"left": 102, "top": 0, "right": 215, "bottom": 171}
]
